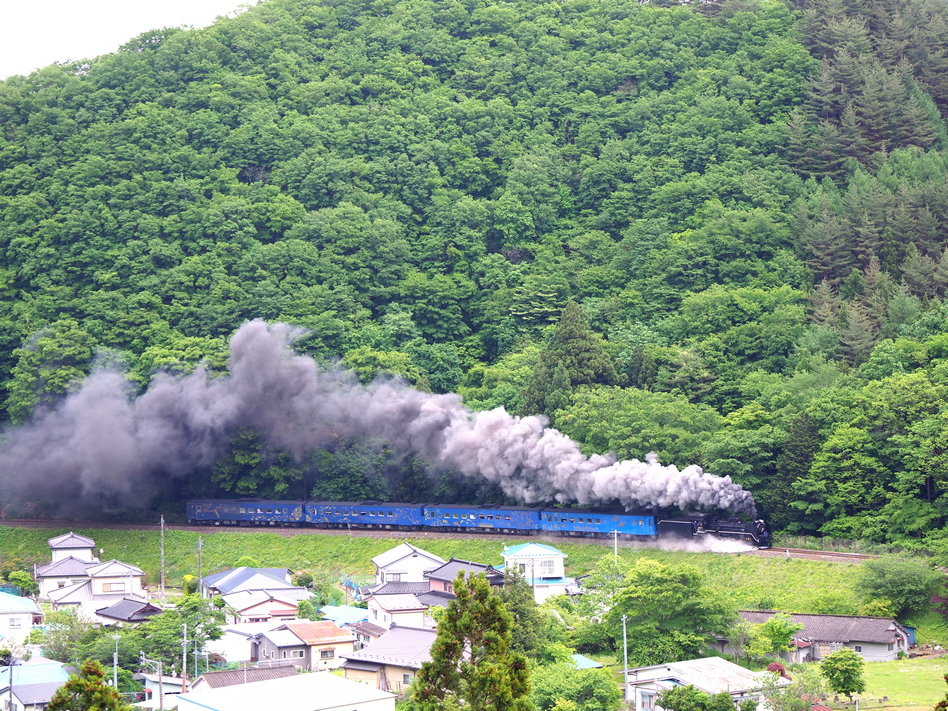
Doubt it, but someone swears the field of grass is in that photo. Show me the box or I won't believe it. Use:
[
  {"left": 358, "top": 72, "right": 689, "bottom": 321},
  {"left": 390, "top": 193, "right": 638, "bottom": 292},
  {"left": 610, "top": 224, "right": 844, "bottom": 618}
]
[
  {"left": 856, "top": 656, "right": 948, "bottom": 708},
  {"left": 0, "top": 525, "right": 944, "bottom": 644}
]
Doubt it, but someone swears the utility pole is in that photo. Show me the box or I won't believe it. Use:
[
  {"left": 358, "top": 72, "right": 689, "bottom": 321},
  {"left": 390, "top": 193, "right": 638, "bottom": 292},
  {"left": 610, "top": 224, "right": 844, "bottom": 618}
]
[
  {"left": 141, "top": 653, "right": 165, "bottom": 711},
  {"left": 622, "top": 615, "right": 629, "bottom": 704},
  {"left": 613, "top": 530, "right": 619, "bottom": 561},
  {"left": 181, "top": 623, "right": 188, "bottom": 694},
  {"left": 160, "top": 515, "right": 166, "bottom": 603},
  {"left": 112, "top": 635, "right": 120, "bottom": 690},
  {"left": 197, "top": 537, "right": 203, "bottom": 598}
]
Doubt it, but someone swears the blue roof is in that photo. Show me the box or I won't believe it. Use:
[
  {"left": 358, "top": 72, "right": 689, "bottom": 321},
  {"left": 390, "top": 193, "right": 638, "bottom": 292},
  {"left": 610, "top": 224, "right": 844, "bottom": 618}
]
[
  {"left": 570, "top": 654, "right": 604, "bottom": 670},
  {"left": 0, "top": 591, "right": 40, "bottom": 614},
  {"left": 0, "top": 660, "right": 69, "bottom": 687},
  {"left": 319, "top": 605, "right": 369, "bottom": 625},
  {"left": 502, "top": 543, "right": 566, "bottom": 557}
]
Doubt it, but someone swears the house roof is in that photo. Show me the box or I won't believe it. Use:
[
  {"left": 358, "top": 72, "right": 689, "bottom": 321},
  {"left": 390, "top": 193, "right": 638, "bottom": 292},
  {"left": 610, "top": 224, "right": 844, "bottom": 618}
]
[
  {"left": 221, "top": 588, "right": 311, "bottom": 612},
  {"left": 0, "top": 659, "right": 69, "bottom": 687},
  {"left": 570, "top": 654, "right": 603, "bottom": 670},
  {"left": 94, "top": 598, "right": 162, "bottom": 623},
  {"left": 424, "top": 558, "right": 504, "bottom": 584},
  {"left": 369, "top": 593, "right": 426, "bottom": 612},
  {"left": 257, "top": 629, "right": 304, "bottom": 648},
  {"left": 0, "top": 591, "right": 41, "bottom": 614},
  {"left": 3, "top": 681, "right": 64, "bottom": 705},
  {"left": 340, "top": 625, "right": 438, "bottom": 670},
  {"left": 503, "top": 542, "right": 567, "bottom": 558},
  {"left": 363, "top": 581, "right": 431, "bottom": 596},
  {"left": 320, "top": 604, "right": 369, "bottom": 626},
  {"left": 47, "top": 532, "right": 95, "bottom": 550},
  {"left": 416, "top": 590, "right": 456, "bottom": 608},
  {"left": 628, "top": 656, "right": 773, "bottom": 695},
  {"left": 371, "top": 543, "right": 445, "bottom": 570},
  {"left": 48, "top": 579, "right": 146, "bottom": 607},
  {"left": 347, "top": 621, "right": 387, "bottom": 638},
  {"left": 35, "top": 556, "right": 96, "bottom": 578},
  {"left": 173, "top": 668, "right": 395, "bottom": 711},
  {"left": 738, "top": 611, "right": 909, "bottom": 645},
  {"left": 86, "top": 559, "right": 144, "bottom": 578},
  {"left": 194, "top": 665, "right": 297, "bottom": 689},
  {"left": 201, "top": 567, "right": 293, "bottom": 595},
  {"left": 281, "top": 620, "right": 354, "bottom": 645}
]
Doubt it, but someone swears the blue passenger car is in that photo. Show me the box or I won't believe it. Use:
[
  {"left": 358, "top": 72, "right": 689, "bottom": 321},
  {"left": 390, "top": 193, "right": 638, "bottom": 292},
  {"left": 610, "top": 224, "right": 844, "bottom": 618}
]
[
  {"left": 423, "top": 504, "right": 542, "bottom": 532},
  {"left": 187, "top": 499, "right": 304, "bottom": 526},
  {"left": 538, "top": 508, "right": 656, "bottom": 538},
  {"left": 304, "top": 501, "right": 425, "bottom": 529}
]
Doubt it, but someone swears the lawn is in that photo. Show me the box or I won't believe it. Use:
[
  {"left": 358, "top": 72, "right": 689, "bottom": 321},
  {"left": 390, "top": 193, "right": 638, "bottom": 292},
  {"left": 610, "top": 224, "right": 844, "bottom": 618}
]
[{"left": 855, "top": 656, "right": 948, "bottom": 709}]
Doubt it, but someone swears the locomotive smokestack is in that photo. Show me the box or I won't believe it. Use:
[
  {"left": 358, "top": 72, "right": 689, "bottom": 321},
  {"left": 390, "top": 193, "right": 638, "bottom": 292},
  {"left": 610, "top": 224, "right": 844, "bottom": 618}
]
[{"left": 0, "top": 320, "right": 756, "bottom": 516}]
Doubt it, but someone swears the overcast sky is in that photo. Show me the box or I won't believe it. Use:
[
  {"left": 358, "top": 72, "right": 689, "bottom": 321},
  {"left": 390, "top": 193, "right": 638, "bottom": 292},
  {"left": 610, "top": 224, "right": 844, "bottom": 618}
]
[{"left": 0, "top": 0, "right": 249, "bottom": 80}]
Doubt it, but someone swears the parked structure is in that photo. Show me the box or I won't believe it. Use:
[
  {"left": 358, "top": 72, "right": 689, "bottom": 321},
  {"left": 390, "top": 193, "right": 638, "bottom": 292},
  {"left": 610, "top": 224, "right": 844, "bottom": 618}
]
[
  {"left": 625, "top": 656, "right": 781, "bottom": 711},
  {"left": 731, "top": 611, "right": 911, "bottom": 662},
  {"left": 251, "top": 620, "right": 355, "bottom": 671},
  {"left": 501, "top": 542, "right": 570, "bottom": 602},
  {"left": 0, "top": 591, "right": 43, "bottom": 645},
  {"left": 340, "top": 625, "right": 437, "bottom": 694},
  {"left": 371, "top": 544, "right": 445, "bottom": 585}
]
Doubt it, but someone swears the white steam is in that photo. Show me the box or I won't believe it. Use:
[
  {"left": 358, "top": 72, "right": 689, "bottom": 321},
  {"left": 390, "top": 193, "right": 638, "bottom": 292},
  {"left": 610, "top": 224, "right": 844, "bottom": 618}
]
[{"left": 0, "top": 321, "right": 756, "bottom": 516}]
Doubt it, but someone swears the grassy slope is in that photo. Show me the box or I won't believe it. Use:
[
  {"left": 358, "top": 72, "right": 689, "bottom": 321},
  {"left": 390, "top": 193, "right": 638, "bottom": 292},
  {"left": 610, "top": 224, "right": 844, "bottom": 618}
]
[{"left": 859, "top": 657, "right": 948, "bottom": 708}]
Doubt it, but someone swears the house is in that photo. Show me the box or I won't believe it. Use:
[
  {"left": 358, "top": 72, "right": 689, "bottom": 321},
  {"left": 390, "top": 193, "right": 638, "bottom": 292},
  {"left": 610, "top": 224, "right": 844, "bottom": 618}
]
[
  {"left": 501, "top": 542, "right": 570, "bottom": 602},
  {"left": 372, "top": 544, "right": 445, "bottom": 585},
  {"left": 251, "top": 620, "right": 355, "bottom": 671},
  {"left": 220, "top": 588, "right": 312, "bottom": 623},
  {"left": 0, "top": 591, "right": 43, "bottom": 645},
  {"left": 625, "top": 656, "right": 782, "bottom": 711},
  {"left": 47, "top": 532, "right": 98, "bottom": 563},
  {"left": 348, "top": 621, "right": 387, "bottom": 650},
  {"left": 340, "top": 625, "right": 438, "bottom": 694},
  {"left": 188, "top": 665, "right": 298, "bottom": 692},
  {"left": 0, "top": 657, "right": 70, "bottom": 711},
  {"left": 367, "top": 594, "right": 431, "bottom": 630},
  {"left": 200, "top": 567, "right": 296, "bottom": 597},
  {"left": 47, "top": 560, "right": 148, "bottom": 625},
  {"left": 94, "top": 598, "right": 162, "bottom": 626},
  {"left": 424, "top": 558, "right": 503, "bottom": 594},
  {"left": 205, "top": 621, "right": 285, "bottom": 663},
  {"left": 733, "top": 611, "right": 911, "bottom": 663},
  {"left": 138, "top": 672, "right": 185, "bottom": 704},
  {"left": 170, "top": 669, "right": 396, "bottom": 711}
]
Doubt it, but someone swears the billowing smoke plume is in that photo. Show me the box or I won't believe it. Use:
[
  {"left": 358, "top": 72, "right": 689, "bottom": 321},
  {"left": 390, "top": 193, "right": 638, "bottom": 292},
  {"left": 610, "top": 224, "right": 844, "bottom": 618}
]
[{"left": 0, "top": 321, "right": 756, "bottom": 516}]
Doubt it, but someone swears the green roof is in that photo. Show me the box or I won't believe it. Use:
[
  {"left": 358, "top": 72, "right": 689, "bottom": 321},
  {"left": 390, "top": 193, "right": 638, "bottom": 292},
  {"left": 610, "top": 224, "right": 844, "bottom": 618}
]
[
  {"left": 502, "top": 543, "right": 566, "bottom": 557},
  {"left": 0, "top": 591, "right": 40, "bottom": 614}
]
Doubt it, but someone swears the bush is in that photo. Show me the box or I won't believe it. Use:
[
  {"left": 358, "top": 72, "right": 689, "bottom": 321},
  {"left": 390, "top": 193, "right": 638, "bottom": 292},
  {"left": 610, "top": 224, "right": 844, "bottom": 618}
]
[{"left": 856, "top": 557, "right": 943, "bottom": 618}]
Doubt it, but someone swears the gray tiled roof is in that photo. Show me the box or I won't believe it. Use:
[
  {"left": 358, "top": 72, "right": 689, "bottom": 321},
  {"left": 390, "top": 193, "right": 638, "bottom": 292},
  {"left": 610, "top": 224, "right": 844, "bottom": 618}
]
[
  {"left": 35, "top": 556, "right": 96, "bottom": 578},
  {"left": 202, "top": 567, "right": 293, "bottom": 594},
  {"left": 347, "top": 621, "right": 387, "bottom": 638},
  {"left": 95, "top": 598, "right": 162, "bottom": 622},
  {"left": 4, "top": 681, "right": 64, "bottom": 705},
  {"left": 739, "top": 611, "right": 908, "bottom": 644},
  {"left": 339, "top": 626, "right": 437, "bottom": 670},
  {"left": 195, "top": 665, "right": 297, "bottom": 689},
  {"left": 416, "top": 590, "right": 456, "bottom": 608},
  {"left": 47, "top": 532, "right": 95, "bottom": 549},
  {"left": 424, "top": 558, "right": 504, "bottom": 584},
  {"left": 363, "top": 582, "right": 431, "bottom": 596}
]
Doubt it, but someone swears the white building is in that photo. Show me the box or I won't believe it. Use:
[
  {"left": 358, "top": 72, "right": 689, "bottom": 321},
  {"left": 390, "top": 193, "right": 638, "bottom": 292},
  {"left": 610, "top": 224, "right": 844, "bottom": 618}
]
[
  {"left": 47, "top": 532, "right": 98, "bottom": 563},
  {"left": 367, "top": 593, "right": 431, "bottom": 630},
  {"left": 371, "top": 544, "right": 445, "bottom": 585},
  {"left": 625, "top": 656, "right": 781, "bottom": 711},
  {"left": 0, "top": 592, "right": 43, "bottom": 646},
  {"left": 501, "top": 543, "right": 569, "bottom": 603}
]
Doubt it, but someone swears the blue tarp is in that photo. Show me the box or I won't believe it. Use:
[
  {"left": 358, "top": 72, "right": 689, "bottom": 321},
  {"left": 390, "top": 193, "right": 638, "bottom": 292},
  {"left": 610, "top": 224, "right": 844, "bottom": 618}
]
[{"left": 570, "top": 654, "right": 604, "bottom": 670}]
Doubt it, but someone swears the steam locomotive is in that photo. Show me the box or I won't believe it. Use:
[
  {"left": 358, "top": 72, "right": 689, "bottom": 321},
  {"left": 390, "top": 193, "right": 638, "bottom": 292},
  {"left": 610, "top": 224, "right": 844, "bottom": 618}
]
[{"left": 186, "top": 499, "right": 772, "bottom": 548}]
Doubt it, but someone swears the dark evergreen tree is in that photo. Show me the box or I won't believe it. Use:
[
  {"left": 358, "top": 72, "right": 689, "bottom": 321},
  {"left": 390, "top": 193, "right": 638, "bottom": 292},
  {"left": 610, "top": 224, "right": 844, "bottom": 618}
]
[{"left": 47, "top": 659, "right": 131, "bottom": 711}]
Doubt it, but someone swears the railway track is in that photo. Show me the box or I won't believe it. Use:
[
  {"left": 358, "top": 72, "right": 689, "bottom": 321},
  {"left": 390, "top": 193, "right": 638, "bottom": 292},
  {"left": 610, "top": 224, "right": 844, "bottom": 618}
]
[{"left": 747, "top": 547, "right": 879, "bottom": 563}]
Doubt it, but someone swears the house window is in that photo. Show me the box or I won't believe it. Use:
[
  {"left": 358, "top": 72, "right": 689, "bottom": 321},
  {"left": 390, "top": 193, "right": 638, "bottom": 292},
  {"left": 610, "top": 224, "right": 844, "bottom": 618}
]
[
  {"left": 446, "top": 583, "right": 453, "bottom": 593},
  {"left": 854, "top": 645, "right": 862, "bottom": 652},
  {"left": 57, "top": 581, "right": 66, "bottom": 589},
  {"left": 282, "top": 651, "right": 288, "bottom": 658},
  {"left": 104, "top": 583, "right": 126, "bottom": 592},
  {"left": 388, "top": 573, "right": 401, "bottom": 582},
  {"left": 540, "top": 560, "right": 555, "bottom": 575},
  {"left": 8, "top": 618, "right": 20, "bottom": 628},
  {"left": 888, "top": 643, "right": 893, "bottom": 651},
  {"left": 292, "top": 650, "right": 305, "bottom": 658},
  {"left": 320, "top": 650, "right": 335, "bottom": 659},
  {"left": 403, "top": 674, "right": 413, "bottom": 685},
  {"left": 373, "top": 609, "right": 378, "bottom": 619}
]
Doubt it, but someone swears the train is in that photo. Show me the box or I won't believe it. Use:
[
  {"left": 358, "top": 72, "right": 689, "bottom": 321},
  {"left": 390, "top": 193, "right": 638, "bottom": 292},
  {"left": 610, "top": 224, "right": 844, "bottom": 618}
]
[{"left": 186, "top": 499, "right": 773, "bottom": 548}]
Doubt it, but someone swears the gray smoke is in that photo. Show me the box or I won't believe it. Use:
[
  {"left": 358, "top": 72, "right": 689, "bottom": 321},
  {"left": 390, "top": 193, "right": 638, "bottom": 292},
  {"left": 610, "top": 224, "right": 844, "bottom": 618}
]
[{"left": 0, "top": 320, "right": 756, "bottom": 516}]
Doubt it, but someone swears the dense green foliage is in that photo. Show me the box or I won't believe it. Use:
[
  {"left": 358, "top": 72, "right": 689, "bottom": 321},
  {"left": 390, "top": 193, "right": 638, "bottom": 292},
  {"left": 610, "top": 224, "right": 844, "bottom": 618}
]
[
  {"left": 819, "top": 647, "right": 866, "bottom": 699},
  {"left": 3, "top": 0, "right": 948, "bottom": 550},
  {"left": 47, "top": 659, "right": 132, "bottom": 711}
]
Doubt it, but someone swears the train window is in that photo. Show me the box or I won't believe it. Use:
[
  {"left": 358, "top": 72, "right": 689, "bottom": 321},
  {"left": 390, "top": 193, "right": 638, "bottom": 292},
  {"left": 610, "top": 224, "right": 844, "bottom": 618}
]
[
  {"left": 638, "top": 519, "right": 644, "bottom": 526},
  {"left": 370, "top": 511, "right": 376, "bottom": 516},
  {"left": 505, "top": 516, "right": 511, "bottom": 521},
  {"left": 257, "top": 508, "right": 263, "bottom": 513},
  {"left": 388, "top": 511, "right": 393, "bottom": 517},
  {"left": 266, "top": 508, "right": 272, "bottom": 513},
  {"left": 360, "top": 511, "right": 366, "bottom": 516},
  {"left": 561, "top": 518, "right": 567, "bottom": 523},
  {"left": 595, "top": 519, "right": 601, "bottom": 524},
  {"left": 487, "top": 515, "right": 493, "bottom": 520},
  {"left": 479, "top": 515, "right": 484, "bottom": 520},
  {"left": 569, "top": 518, "right": 575, "bottom": 523},
  {"left": 453, "top": 514, "right": 458, "bottom": 519},
  {"left": 239, "top": 508, "right": 246, "bottom": 514}
]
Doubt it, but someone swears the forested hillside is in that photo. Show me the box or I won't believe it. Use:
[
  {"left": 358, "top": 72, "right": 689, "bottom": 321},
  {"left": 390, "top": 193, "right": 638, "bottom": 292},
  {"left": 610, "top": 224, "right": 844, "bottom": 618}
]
[{"left": 2, "top": 0, "right": 948, "bottom": 555}]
